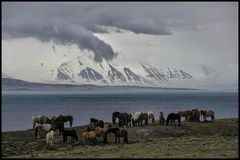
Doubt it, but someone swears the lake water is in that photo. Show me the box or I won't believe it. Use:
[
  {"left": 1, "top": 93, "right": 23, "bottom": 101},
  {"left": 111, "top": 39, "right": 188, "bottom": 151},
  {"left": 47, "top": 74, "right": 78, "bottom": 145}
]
[{"left": 2, "top": 89, "right": 238, "bottom": 132}]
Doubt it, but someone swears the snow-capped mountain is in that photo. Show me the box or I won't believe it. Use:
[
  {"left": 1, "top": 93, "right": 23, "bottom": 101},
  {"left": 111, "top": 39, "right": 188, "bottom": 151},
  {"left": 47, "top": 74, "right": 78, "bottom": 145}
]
[{"left": 39, "top": 54, "right": 193, "bottom": 87}]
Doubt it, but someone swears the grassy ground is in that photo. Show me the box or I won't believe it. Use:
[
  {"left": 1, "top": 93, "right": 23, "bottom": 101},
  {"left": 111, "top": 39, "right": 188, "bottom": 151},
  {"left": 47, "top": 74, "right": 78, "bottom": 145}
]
[{"left": 2, "top": 118, "right": 238, "bottom": 158}]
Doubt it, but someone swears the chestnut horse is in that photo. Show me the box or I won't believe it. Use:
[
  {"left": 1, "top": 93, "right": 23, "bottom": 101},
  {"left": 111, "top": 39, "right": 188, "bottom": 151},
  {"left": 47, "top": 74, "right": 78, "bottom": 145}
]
[
  {"left": 177, "top": 110, "right": 192, "bottom": 120},
  {"left": 178, "top": 108, "right": 200, "bottom": 122}
]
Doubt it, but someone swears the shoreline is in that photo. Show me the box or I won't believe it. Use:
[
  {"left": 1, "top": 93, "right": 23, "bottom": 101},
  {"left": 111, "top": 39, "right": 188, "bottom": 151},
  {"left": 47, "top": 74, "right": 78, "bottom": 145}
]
[
  {"left": 2, "top": 118, "right": 238, "bottom": 158},
  {"left": 2, "top": 117, "right": 238, "bottom": 133}
]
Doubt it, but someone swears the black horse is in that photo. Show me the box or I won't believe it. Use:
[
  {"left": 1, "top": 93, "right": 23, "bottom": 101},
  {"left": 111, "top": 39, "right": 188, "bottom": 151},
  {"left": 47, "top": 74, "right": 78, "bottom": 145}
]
[
  {"left": 112, "top": 111, "right": 120, "bottom": 124},
  {"left": 90, "top": 118, "right": 104, "bottom": 128},
  {"left": 118, "top": 112, "right": 130, "bottom": 127},
  {"left": 166, "top": 113, "right": 181, "bottom": 126},
  {"left": 63, "top": 129, "right": 78, "bottom": 143},
  {"left": 127, "top": 113, "right": 132, "bottom": 126},
  {"left": 112, "top": 112, "right": 130, "bottom": 127},
  {"left": 107, "top": 127, "right": 128, "bottom": 144},
  {"left": 52, "top": 123, "right": 64, "bottom": 136},
  {"left": 138, "top": 112, "right": 148, "bottom": 126},
  {"left": 159, "top": 112, "right": 165, "bottom": 125}
]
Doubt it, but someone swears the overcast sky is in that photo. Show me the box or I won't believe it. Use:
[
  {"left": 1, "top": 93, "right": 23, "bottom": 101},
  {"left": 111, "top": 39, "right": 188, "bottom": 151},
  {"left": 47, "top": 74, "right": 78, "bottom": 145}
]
[{"left": 2, "top": 2, "right": 238, "bottom": 89}]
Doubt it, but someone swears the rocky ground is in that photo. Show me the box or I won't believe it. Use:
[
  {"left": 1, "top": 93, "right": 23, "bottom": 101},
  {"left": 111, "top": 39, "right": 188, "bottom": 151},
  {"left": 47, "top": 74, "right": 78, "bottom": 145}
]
[{"left": 2, "top": 118, "right": 238, "bottom": 158}]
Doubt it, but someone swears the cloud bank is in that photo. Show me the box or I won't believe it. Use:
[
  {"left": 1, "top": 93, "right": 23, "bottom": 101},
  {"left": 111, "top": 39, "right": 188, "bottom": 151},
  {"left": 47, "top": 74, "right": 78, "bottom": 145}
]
[{"left": 4, "top": 2, "right": 236, "bottom": 62}]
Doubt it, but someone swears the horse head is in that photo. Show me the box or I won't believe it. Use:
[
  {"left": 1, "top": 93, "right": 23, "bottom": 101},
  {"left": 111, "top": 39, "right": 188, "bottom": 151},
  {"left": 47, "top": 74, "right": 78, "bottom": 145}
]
[
  {"left": 200, "top": 110, "right": 205, "bottom": 116},
  {"left": 112, "top": 112, "right": 120, "bottom": 124}
]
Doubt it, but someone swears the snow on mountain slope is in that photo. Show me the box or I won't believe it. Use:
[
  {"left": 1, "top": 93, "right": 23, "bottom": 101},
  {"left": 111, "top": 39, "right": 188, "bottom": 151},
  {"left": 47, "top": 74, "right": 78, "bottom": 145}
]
[
  {"left": 47, "top": 53, "right": 194, "bottom": 87},
  {"left": 2, "top": 39, "right": 194, "bottom": 87}
]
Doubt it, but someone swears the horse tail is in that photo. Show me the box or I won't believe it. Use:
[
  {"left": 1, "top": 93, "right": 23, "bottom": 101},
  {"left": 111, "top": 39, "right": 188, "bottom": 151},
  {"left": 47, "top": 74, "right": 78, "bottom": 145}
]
[
  {"left": 212, "top": 111, "right": 215, "bottom": 117},
  {"left": 70, "top": 117, "right": 73, "bottom": 127},
  {"left": 34, "top": 126, "right": 38, "bottom": 137},
  {"left": 112, "top": 114, "right": 115, "bottom": 124},
  {"left": 32, "top": 116, "right": 36, "bottom": 129}
]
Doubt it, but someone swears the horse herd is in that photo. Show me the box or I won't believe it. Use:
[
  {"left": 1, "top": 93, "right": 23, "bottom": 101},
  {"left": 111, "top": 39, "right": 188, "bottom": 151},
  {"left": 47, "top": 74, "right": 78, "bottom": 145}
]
[{"left": 32, "top": 109, "right": 215, "bottom": 148}]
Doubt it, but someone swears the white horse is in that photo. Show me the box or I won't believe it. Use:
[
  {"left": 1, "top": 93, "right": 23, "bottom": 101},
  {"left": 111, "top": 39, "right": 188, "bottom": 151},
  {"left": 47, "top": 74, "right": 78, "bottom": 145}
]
[
  {"left": 32, "top": 115, "right": 50, "bottom": 129},
  {"left": 46, "top": 130, "right": 55, "bottom": 148},
  {"left": 147, "top": 111, "right": 155, "bottom": 124},
  {"left": 132, "top": 112, "right": 142, "bottom": 126},
  {"left": 34, "top": 123, "right": 54, "bottom": 139}
]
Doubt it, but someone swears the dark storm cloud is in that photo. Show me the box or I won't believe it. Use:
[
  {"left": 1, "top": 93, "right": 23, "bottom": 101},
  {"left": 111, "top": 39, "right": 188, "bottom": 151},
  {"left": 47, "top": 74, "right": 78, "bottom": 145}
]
[{"left": 2, "top": 2, "right": 236, "bottom": 62}]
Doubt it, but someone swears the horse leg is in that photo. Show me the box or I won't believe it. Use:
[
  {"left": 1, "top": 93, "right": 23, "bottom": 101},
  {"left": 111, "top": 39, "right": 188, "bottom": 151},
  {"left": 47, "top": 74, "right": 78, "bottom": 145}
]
[
  {"left": 118, "top": 136, "right": 120, "bottom": 143},
  {"left": 33, "top": 121, "right": 35, "bottom": 130},
  {"left": 114, "top": 135, "right": 117, "bottom": 143}
]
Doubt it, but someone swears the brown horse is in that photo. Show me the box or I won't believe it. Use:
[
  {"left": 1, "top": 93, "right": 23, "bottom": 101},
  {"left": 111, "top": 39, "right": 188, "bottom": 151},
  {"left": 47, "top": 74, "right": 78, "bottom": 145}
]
[
  {"left": 94, "top": 126, "right": 110, "bottom": 143},
  {"left": 82, "top": 131, "right": 97, "bottom": 145},
  {"left": 52, "top": 115, "right": 73, "bottom": 127},
  {"left": 178, "top": 110, "right": 192, "bottom": 120},
  {"left": 107, "top": 128, "right": 128, "bottom": 144},
  {"left": 192, "top": 108, "right": 200, "bottom": 122}
]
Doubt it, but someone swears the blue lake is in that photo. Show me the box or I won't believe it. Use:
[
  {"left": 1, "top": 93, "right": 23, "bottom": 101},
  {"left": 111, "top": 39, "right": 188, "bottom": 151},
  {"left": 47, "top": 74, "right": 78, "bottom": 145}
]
[{"left": 2, "top": 90, "right": 238, "bottom": 131}]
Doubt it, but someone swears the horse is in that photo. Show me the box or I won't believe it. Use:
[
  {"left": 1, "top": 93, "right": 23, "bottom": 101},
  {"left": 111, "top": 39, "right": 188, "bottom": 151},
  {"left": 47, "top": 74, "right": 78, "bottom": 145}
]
[
  {"left": 32, "top": 115, "right": 51, "bottom": 130},
  {"left": 112, "top": 112, "right": 130, "bottom": 127},
  {"left": 147, "top": 111, "right": 155, "bottom": 124},
  {"left": 200, "top": 110, "right": 215, "bottom": 122},
  {"left": 94, "top": 126, "right": 110, "bottom": 144},
  {"left": 159, "top": 111, "right": 165, "bottom": 125},
  {"left": 63, "top": 129, "right": 78, "bottom": 143},
  {"left": 46, "top": 130, "right": 54, "bottom": 148},
  {"left": 127, "top": 113, "right": 133, "bottom": 127},
  {"left": 118, "top": 112, "right": 130, "bottom": 127},
  {"left": 90, "top": 118, "right": 104, "bottom": 128},
  {"left": 177, "top": 110, "right": 193, "bottom": 121},
  {"left": 166, "top": 113, "right": 181, "bottom": 126},
  {"left": 138, "top": 112, "right": 148, "bottom": 126},
  {"left": 192, "top": 108, "right": 200, "bottom": 122},
  {"left": 52, "top": 115, "right": 73, "bottom": 127},
  {"left": 132, "top": 112, "right": 141, "bottom": 126},
  {"left": 112, "top": 111, "right": 121, "bottom": 124},
  {"left": 82, "top": 130, "right": 97, "bottom": 145},
  {"left": 34, "top": 123, "right": 64, "bottom": 138},
  {"left": 34, "top": 123, "right": 53, "bottom": 139},
  {"left": 107, "top": 127, "right": 128, "bottom": 144}
]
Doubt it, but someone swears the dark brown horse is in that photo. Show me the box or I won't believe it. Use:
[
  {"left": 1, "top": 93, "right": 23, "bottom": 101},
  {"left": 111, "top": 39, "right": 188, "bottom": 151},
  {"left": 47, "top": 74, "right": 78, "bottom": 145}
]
[
  {"left": 63, "top": 129, "right": 78, "bottom": 143},
  {"left": 192, "top": 108, "right": 200, "bottom": 122},
  {"left": 159, "top": 112, "right": 165, "bottom": 125},
  {"left": 52, "top": 115, "right": 73, "bottom": 127},
  {"left": 138, "top": 113, "right": 148, "bottom": 126},
  {"left": 107, "top": 127, "right": 128, "bottom": 144},
  {"left": 90, "top": 118, "right": 104, "bottom": 128},
  {"left": 166, "top": 113, "right": 181, "bottom": 126}
]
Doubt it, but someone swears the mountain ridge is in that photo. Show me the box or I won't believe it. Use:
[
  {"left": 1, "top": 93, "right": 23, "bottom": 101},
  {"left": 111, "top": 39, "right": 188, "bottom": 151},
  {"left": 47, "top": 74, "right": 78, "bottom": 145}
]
[{"left": 2, "top": 77, "right": 200, "bottom": 91}]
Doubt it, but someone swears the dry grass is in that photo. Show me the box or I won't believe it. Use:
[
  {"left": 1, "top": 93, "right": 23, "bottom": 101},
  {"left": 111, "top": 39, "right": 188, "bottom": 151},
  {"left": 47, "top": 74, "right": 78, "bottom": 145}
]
[{"left": 2, "top": 118, "right": 238, "bottom": 158}]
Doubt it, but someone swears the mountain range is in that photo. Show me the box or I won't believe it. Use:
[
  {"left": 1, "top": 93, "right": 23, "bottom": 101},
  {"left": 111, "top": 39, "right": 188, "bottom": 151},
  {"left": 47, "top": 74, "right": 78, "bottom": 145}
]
[{"left": 40, "top": 55, "right": 193, "bottom": 87}]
